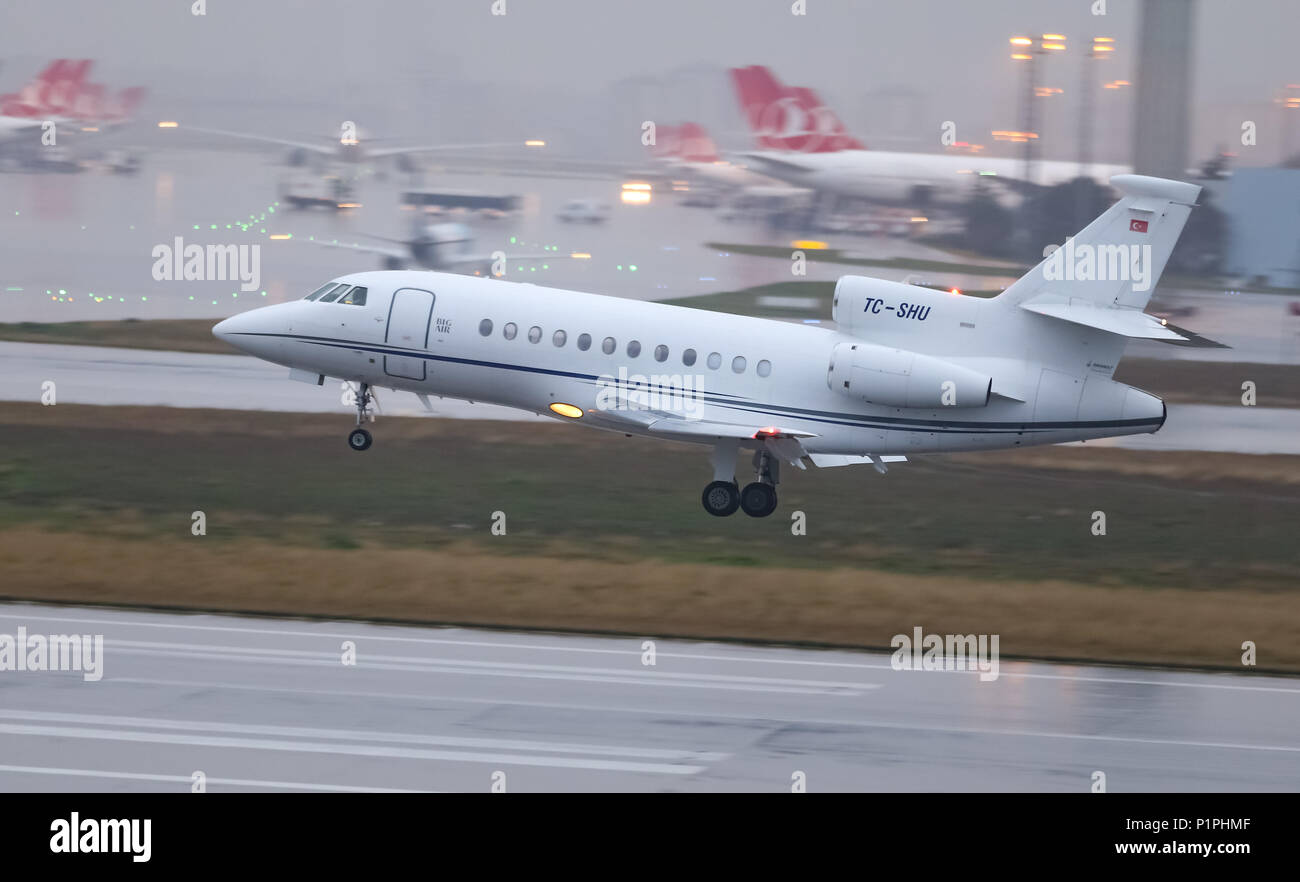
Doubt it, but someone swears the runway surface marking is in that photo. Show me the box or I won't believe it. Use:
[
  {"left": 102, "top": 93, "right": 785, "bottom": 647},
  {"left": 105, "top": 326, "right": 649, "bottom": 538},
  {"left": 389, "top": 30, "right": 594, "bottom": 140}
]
[
  {"left": 0, "top": 764, "right": 425, "bottom": 792},
  {"left": 1, "top": 609, "right": 1293, "bottom": 694},
  {"left": 2, "top": 603, "right": 1297, "bottom": 790},
  {"left": 0, "top": 722, "right": 708, "bottom": 776},
  {"left": 90, "top": 676, "right": 1300, "bottom": 757}
]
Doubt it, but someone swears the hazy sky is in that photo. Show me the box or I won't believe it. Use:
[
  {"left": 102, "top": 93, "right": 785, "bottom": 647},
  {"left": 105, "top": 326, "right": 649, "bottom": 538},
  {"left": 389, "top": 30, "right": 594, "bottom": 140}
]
[{"left": 3, "top": 0, "right": 1296, "bottom": 161}]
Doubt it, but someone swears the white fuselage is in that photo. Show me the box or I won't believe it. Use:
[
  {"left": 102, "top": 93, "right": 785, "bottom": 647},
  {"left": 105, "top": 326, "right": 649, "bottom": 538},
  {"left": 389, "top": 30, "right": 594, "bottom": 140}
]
[
  {"left": 740, "top": 148, "right": 1131, "bottom": 205},
  {"left": 214, "top": 270, "right": 1164, "bottom": 457}
]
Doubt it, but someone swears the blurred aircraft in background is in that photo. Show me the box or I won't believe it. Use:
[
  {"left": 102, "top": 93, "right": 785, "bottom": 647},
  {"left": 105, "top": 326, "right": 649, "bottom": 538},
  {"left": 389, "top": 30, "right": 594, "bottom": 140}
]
[
  {"left": 728, "top": 64, "right": 1129, "bottom": 207},
  {"left": 1, "top": 58, "right": 147, "bottom": 173},
  {"left": 311, "top": 219, "right": 562, "bottom": 275},
  {"left": 647, "top": 122, "right": 773, "bottom": 191},
  {"left": 160, "top": 120, "right": 532, "bottom": 172},
  {"left": 0, "top": 59, "right": 146, "bottom": 138}
]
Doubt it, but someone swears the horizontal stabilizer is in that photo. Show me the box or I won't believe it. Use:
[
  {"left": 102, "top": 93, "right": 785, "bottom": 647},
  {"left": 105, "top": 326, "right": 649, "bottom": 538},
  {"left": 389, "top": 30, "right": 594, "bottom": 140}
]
[{"left": 1020, "top": 299, "right": 1188, "bottom": 340}]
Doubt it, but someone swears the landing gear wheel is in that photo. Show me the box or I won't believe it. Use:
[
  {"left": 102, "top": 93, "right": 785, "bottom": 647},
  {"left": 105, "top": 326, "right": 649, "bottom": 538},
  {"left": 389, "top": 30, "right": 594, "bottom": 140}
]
[
  {"left": 701, "top": 480, "right": 740, "bottom": 517},
  {"left": 347, "top": 428, "right": 373, "bottom": 451},
  {"left": 739, "top": 482, "right": 778, "bottom": 518}
]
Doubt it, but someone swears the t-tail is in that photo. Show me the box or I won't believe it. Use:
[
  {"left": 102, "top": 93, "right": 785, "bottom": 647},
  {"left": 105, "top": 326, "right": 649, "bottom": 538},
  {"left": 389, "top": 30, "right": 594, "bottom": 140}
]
[{"left": 995, "top": 174, "right": 1202, "bottom": 380}]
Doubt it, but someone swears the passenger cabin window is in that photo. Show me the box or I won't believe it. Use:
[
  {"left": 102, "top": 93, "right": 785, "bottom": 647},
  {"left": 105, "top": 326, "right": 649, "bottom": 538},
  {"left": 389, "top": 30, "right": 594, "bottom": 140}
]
[
  {"left": 479, "top": 319, "right": 493, "bottom": 336},
  {"left": 707, "top": 352, "right": 721, "bottom": 370},
  {"left": 577, "top": 333, "right": 591, "bottom": 351},
  {"left": 305, "top": 282, "right": 338, "bottom": 301},
  {"left": 553, "top": 330, "right": 567, "bottom": 347},
  {"left": 319, "top": 285, "right": 349, "bottom": 303},
  {"left": 339, "top": 286, "right": 367, "bottom": 305},
  {"left": 626, "top": 340, "right": 641, "bottom": 358},
  {"left": 602, "top": 337, "right": 616, "bottom": 354},
  {"left": 757, "top": 359, "right": 772, "bottom": 377},
  {"left": 654, "top": 344, "right": 668, "bottom": 362},
  {"left": 528, "top": 326, "right": 542, "bottom": 343},
  {"left": 732, "top": 356, "right": 747, "bottom": 374},
  {"left": 682, "top": 349, "right": 697, "bottom": 367},
  {"left": 503, "top": 322, "right": 517, "bottom": 340}
]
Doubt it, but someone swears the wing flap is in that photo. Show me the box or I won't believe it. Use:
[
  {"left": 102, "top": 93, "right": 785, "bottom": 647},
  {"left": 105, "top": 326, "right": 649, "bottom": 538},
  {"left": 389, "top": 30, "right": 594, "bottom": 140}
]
[{"left": 809, "top": 454, "right": 908, "bottom": 474}]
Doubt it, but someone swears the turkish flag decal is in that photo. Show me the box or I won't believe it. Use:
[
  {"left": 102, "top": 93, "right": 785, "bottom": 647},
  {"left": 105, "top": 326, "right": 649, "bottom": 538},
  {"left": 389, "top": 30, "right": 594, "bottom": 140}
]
[{"left": 1130, "top": 219, "right": 1149, "bottom": 233}]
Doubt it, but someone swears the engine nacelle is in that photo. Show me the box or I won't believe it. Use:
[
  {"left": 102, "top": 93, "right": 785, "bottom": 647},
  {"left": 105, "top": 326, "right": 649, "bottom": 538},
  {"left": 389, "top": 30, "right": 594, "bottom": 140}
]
[{"left": 828, "top": 341, "right": 991, "bottom": 409}]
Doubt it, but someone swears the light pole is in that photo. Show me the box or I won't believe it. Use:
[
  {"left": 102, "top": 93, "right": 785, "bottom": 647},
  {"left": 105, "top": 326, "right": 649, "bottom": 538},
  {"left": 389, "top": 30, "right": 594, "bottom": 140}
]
[
  {"left": 1009, "top": 34, "right": 1065, "bottom": 257},
  {"left": 1010, "top": 34, "right": 1066, "bottom": 187},
  {"left": 1078, "top": 37, "right": 1115, "bottom": 178}
]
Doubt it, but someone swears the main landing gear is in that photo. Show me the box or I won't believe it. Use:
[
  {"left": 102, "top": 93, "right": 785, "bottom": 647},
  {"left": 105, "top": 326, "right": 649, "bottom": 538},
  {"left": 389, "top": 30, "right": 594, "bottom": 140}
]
[
  {"left": 347, "top": 382, "right": 376, "bottom": 451},
  {"left": 701, "top": 442, "right": 780, "bottom": 518}
]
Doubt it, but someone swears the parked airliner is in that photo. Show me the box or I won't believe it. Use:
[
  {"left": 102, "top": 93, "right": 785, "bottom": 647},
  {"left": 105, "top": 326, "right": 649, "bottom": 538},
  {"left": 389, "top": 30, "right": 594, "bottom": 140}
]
[
  {"left": 214, "top": 175, "right": 1199, "bottom": 518},
  {"left": 729, "top": 65, "right": 1131, "bottom": 206}
]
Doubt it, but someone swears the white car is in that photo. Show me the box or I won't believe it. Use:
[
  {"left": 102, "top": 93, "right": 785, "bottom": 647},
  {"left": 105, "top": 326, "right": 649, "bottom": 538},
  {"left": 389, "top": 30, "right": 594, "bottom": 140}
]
[{"left": 556, "top": 199, "right": 610, "bottom": 223}]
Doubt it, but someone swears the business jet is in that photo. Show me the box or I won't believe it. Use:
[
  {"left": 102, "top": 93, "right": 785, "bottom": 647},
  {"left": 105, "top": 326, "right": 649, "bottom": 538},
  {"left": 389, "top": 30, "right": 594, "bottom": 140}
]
[
  {"left": 729, "top": 65, "right": 1131, "bottom": 207},
  {"left": 215, "top": 174, "right": 1198, "bottom": 518}
]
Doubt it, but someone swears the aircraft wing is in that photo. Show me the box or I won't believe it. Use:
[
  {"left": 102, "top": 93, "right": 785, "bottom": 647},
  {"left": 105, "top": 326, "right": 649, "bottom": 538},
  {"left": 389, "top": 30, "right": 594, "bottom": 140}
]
[
  {"left": 311, "top": 238, "right": 408, "bottom": 261},
  {"left": 807, "top": 453, "right": 908, "bottom": 474},
  {"left": 587, "top": 409, "right": 818, "bottom": 466},
  {"left": 733, "top": 151, "right": 815, "bottom": 176},
  {"left": 171, "top": 125, "right": 336, "bottom": 155},
  {"left": 452, "top": 251, "right": 566, "bottom": 266},
  {"left": 367, "top": 141, "right": 530, "bottom": 158},
  {"left": 647, "top": 420, "right": 817, "bottom": 441}
]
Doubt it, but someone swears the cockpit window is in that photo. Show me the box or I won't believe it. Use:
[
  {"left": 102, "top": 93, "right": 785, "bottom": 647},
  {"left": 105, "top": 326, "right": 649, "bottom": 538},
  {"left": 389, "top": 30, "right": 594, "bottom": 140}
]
[
  {"left": 319, "top": 285, "right": 350, "bottom": 303},
  {"left": 305, "top": 282, "right": 339, "bottom": 301},
  {"left": 339, "top": 286, "right": 367, "bottom": 305}
]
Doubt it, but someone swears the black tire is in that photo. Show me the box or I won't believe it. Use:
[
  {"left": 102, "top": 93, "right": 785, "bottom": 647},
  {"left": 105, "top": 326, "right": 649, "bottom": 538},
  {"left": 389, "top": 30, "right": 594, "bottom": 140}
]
[
  {"left": 701, "top": 480, "right": 740, "bottom": 517},
  {"left": 739, "top": 482, "right": 778, "bottom": 518},
  {"left": 347, "top": 428, "right": 373, "bottom": 451}
]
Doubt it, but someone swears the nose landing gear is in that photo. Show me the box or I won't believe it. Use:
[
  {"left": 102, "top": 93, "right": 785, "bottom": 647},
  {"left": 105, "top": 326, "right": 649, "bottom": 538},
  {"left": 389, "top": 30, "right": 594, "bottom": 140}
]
[
  {"left": 347, "top": 382, "right": 377, "bottom": 451},
  {"left": 347, "top": 427, "right": 373, "bottom": 451}
]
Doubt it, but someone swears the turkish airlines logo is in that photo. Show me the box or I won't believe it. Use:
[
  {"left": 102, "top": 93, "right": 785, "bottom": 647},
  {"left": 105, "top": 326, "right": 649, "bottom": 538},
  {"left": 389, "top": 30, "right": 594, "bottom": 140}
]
[
  {"left": 1130, "top": 219, "right": 1149, "bottom": 233},
  {"left": 751, "top": 98, "right": 853, "bottom": 153}
]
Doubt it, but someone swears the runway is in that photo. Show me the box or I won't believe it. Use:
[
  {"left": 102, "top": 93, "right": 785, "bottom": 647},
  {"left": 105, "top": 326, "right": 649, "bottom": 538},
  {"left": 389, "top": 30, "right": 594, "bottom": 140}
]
[
  {"left": 0, "top": 340, "right": 545, "bottom": 421},
  {"left": 0, "top": 603, "right": 1295, "bottom": 792},
  {"left": 4, "top": 340, "right": 1299, "bottom": 453}
]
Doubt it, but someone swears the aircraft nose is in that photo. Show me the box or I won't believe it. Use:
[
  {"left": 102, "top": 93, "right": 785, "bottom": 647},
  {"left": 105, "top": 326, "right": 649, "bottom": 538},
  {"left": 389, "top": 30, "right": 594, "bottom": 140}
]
[
  {"left": 211, "top": 307, "right": 284, "bottom": 360},
  {"left": 212, "top": 316, "right": 235, "bottom": 343},
  {"left": 212, "top": 312, "right": 256, "bottom": 349}
]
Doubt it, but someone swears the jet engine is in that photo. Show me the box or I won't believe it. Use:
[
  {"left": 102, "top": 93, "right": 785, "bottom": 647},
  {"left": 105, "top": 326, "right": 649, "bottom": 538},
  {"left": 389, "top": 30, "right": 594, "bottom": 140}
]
[{"left": 828, "top": 341, "right": 991, "bottom": 409}]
